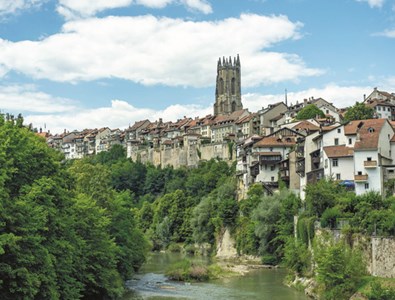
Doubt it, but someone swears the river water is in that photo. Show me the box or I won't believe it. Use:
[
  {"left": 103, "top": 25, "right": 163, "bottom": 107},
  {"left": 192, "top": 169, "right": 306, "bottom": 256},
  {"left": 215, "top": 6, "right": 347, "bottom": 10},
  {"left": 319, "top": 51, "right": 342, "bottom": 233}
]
[{"left": 124, "top": 252, "right": 308, "bottom": 300}]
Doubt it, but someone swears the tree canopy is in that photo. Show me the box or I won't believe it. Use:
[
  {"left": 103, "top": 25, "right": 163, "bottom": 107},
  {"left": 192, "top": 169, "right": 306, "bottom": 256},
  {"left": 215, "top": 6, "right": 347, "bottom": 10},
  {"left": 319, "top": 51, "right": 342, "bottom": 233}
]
[
  {"left": 296, "top": 104, "right": 325, "bottom": 120},
  {"left": 343, "top": 102, "right": 374, "bottom": 121}
]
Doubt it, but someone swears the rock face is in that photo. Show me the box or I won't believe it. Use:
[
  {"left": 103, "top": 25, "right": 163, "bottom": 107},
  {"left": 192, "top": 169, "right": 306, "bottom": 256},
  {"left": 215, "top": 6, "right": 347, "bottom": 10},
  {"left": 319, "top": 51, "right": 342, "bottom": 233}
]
[
  {"left": 216, "top": 228, "right": 238, "bottom": 259},
  {"left": 371, "top": 237, "right": 395, "bottom": 278}
]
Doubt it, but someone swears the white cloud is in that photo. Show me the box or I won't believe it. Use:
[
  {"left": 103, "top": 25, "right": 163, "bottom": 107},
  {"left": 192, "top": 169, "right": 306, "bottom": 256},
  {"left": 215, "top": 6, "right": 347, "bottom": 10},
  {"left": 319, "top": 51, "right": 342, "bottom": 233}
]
[
  {"left": 0, "top": 0, "right": 46, "bottom": 16},
  {"left": 0, "top": 84, "right": 77, "bottom": 113},
  {"left": 181, "top": 0, "right": 212, "bottom": 14},
  {"left": 0, "top": 14, "right": 320, "bottom": 88},
  {"left": 57, "top": 0, "right": 212, "bottom": 19},
  {"left": 243, "top": 84, "right": 378, "bottom": 112},
  {"left": 9, "top": 82, "right": 395, "bottom": 134},
  {"left": 57, "top": 0, "right": 133, "bottom": 20},
  {"left": 356, "top": 0, "right": 385, "bottom": 8},
  {"left": 24, "top": 99, "right": 212, "bottom": 134},
  {"left": 374, "top": 28, "right": 395, "bottom": 38}
]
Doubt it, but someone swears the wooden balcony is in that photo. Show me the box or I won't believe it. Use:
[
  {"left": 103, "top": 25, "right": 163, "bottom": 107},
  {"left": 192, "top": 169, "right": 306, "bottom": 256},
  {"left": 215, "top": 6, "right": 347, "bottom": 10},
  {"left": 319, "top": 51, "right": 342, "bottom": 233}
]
[
  {"left": 258, "top": 152, "right": 282, "bottom": 165},
  {"left": 364, "top": 160, "right": 377, "bottom": 168},
  {"left": 354, "top": 174, "right": 368, "bottom": 182},
  {"left": 306, "top": 168, "right": 324, "bottom": 184}
]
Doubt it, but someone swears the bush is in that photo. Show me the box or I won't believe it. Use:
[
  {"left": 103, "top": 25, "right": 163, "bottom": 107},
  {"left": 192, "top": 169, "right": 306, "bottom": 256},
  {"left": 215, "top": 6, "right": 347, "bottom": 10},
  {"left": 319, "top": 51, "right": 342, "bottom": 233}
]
[
  {"left": 367, "top": 281, "right": 395, "bottom": 300},
  {"left": 167, "top": 243, "right": 182, "bottom": 253},
  {"left": 165, "top": 259, "right": 209, "bottom": 282}
]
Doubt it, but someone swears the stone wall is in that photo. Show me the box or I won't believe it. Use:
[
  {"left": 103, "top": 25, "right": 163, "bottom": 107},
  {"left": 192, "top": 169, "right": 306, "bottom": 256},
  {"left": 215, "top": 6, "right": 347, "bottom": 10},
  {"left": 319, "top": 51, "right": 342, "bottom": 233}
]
[
  {"left": 320, "top": 229, "right": 395, "bottom": 278},
  {"left": 371, "top": 236, "right": 395, "bottom": 278},
  {"left": 128, "top": 141, "right": 235, "bottom": 168}
]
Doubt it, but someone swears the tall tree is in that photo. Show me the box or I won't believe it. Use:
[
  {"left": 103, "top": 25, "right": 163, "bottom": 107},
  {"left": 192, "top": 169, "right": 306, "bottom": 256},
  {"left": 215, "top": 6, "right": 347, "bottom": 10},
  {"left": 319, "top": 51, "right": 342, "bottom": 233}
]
[{"left": 343, "top": 102, "right": 374, "bottom": 121}]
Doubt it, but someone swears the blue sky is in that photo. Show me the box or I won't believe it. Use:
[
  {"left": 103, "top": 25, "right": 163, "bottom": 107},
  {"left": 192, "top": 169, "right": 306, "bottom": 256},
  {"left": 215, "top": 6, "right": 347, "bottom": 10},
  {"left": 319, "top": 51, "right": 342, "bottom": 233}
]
[{"left": 0, "top": 0, "right": 394, "bottom": 133}]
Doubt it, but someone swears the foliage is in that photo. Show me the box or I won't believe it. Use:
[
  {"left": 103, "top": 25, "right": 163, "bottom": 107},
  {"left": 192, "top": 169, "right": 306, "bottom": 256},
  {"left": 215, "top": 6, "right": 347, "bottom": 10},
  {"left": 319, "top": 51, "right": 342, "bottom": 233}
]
[
  {"left": 314, "top": 234, "right": 366, "bottom": 300},
  {"left": 283, "top": 238, "right": 311, "bottom": 276},
  {"left": 165, "top": 259, "right": 209, "bottom": 282},
  {"left": 0, "top": 115, "right": 147, "bottom": 299},
  {"left": 343, "top": 102, "right": 374, "bottom": 122},
  {"left": 304, "top": 179, "right": 345, "bottom": 217},
  {"left": 367, "top": 281, "right": 395, "bottom": 300},
  {"left": 296, "top": 104, "right": 325, "bottom": 120}
]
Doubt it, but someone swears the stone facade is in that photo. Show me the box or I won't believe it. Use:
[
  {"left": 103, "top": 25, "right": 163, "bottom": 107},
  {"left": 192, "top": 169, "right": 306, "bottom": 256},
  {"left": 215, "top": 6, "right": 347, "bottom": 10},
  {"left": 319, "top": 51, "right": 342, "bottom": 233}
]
[
  {"left": 214, "top": 55, "right": 243, "bottom": 116},
  {"left": 128, "top": 140, "right": 236, "bottom": 168}
]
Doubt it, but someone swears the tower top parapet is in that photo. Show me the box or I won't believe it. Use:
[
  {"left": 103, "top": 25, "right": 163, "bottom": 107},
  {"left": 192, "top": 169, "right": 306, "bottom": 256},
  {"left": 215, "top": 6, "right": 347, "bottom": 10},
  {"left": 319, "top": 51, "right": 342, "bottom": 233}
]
[{"left": 217, "top": 54, "right": 240, "bottom": 70}]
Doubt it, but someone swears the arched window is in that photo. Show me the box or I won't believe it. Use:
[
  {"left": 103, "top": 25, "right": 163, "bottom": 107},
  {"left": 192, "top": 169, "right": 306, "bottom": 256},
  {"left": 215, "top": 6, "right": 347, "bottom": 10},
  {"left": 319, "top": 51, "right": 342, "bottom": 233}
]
[
  {"left": 231, "top": 77, "right": 236, "bottom": 95},
  {"left": 219, "top": 78, "right": 224, "bottom": 94}
]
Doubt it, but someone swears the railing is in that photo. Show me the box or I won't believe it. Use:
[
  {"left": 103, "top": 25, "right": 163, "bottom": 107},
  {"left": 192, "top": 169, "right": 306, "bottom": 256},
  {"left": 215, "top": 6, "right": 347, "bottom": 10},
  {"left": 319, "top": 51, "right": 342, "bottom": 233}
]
[
  {"left": 354, "top": 174, "right": 368, "bottom": 182},
  {"left": 306, "top": 168, "right": 324, "bottom": 184},
  {"left": 259, "top": 155, "right": 282, "bottom": 165},
  {"left": 296, "top": 158, "right": 305, "bottom": 177},
  {"left": 364, "top": 160, "right": 377, "bottom": 168}
]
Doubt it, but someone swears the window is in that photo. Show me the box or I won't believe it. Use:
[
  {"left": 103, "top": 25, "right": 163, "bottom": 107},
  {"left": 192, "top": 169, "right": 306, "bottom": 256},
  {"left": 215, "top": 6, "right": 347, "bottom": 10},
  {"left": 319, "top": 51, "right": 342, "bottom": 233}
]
[
  {"left": 367, "top": 157, "right": 372, "bottom": 161},
  {"left": 332, "top": 158, "right": 338, "bottom": 167},
  {"left": 358, "top": 171, "right": 362, "bottom": 175},
  {"left": 348, "top": 138, "right": 352, "bottom": 145},
  {"left": 334, "top": 138, "right": 339, "bottom": 145},
  {"left": 270, "top": 165, "right": 275, "bottom": 171},
  {"left": 336, "top": 173, "right": 341, "bottom": 180},
  {"left": 378, "top": 106, "right": 381, "bottom": 111},
  {"left": 337, "top": 128, "right": 341, "bottom": 133},
  {"left": 271, "top": 176, "right": 275, "bottom": 182},
  {"left": 365, "top": 183, "right": 369, "bottom": 189}
]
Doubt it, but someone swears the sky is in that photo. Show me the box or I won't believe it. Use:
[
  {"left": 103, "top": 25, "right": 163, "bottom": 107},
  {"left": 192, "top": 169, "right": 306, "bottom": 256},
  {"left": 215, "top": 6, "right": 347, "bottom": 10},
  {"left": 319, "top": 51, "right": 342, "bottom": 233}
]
[{"left": 0, "top": 0, "right": 395, "bottom": 134}]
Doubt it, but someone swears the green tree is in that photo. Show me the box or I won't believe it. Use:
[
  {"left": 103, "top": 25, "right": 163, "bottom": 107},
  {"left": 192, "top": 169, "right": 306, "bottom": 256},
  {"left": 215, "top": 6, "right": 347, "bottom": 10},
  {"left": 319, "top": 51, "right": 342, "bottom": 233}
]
[
  {"left": 314, "top": 234, "right": 366, "bottom": 300},
  {"left": 343, "top": 102, "right": 374, "bottom": 122},
  {"left": 296, "top": 104, "right": 325, "bottom": 120}
]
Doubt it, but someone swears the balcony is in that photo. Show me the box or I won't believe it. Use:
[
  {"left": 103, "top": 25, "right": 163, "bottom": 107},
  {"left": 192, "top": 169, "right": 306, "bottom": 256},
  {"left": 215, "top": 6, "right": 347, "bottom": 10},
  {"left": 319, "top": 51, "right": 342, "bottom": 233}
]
[
  {"left": 296, "top": 158, "right": 305, "bottom": 177},
  {"left": 258, "top": 152, "right": 282, "bottom": 165},
  {"left": 354, "top": 174, "right": 368, "bottom": 182},
  {"left": 364, "top": 160, "right": 377, "bottom": 168},
  {"left": 306, "top": 168, "right": 324, "bottom": 184},
  {"left": 312, "top": 156, "right": 320, "bottom": 164},
  {"left": 250, "top": 162, "right": 259, "bottom": 177}
]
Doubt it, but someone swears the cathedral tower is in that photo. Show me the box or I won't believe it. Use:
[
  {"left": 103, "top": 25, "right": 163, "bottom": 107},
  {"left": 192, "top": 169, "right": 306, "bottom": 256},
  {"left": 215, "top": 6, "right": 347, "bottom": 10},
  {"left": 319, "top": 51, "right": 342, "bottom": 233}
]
[{"left": 214, "top": 54, "right": 243, "bottom": 115}]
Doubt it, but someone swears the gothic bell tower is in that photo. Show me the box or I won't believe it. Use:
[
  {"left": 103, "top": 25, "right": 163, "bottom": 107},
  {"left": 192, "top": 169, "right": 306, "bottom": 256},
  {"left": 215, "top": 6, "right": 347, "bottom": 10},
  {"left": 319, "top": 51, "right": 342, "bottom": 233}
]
[{"left": 214, "top": 54, "right": 242, "bottom": 115}]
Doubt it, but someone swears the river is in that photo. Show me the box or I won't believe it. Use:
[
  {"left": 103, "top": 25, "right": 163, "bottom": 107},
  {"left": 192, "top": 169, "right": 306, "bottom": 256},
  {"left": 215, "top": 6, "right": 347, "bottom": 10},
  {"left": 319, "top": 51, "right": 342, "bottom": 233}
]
[{"left": 123, "top": 252, "right": 308, "bottom": 300}]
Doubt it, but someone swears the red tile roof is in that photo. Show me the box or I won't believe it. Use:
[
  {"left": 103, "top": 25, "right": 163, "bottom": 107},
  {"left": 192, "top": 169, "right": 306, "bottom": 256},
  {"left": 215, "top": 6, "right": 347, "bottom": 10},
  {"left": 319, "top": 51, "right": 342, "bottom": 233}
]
[
  {"left": 353, "top": 119, "right": 387, "bottom": 150},
  {"left": 324, "top": 145, "right": 354, "bottom": 158},
  {"left": 253, "top": 136, "right": 296, "bottom": 148}
]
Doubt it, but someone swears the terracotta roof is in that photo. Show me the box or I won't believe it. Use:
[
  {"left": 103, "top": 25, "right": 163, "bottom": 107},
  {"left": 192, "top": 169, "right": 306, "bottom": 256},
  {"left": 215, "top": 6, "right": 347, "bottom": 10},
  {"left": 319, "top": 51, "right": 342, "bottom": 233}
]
[
  {"left": 253, "top": 136, "right": 296, "bottom": 148},
  {"left": 344, "top": 120, "right": 364, "bottom": 135},
  {"left": 292, "top": 120, "right": 320, "bottom": 132},
  {"left": 129, "top": 119, "right": 150, "bottom": 131},
  {"left": 352, "top": 119, "right": 387, "bottom": 150},
  {"left": 365, "top": 99, "right": 395, "bottom": 108},
  {"left": 236, "top": 114, "right": 254, "bottom": 124},
  {"left": 324, "top": 145, "right": 354, "bottom": 158}
]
